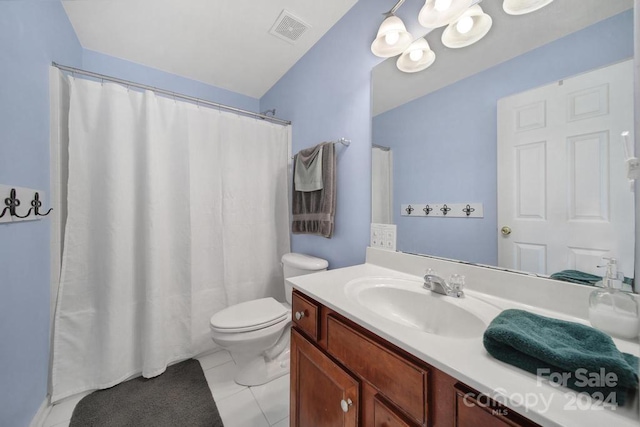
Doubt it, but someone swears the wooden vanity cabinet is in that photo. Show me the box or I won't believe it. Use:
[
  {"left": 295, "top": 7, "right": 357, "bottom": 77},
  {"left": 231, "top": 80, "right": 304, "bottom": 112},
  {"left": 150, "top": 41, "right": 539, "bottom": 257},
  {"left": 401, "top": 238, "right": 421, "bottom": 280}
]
[{"left": 290, "top": 290, "right": 540, "bottom": 427}]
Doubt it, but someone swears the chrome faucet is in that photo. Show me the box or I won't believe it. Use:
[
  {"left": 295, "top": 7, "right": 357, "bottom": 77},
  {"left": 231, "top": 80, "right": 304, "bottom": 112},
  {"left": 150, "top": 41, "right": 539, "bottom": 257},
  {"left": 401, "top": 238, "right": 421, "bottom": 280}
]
[{"left": 423, "top": 270, "right": 464, "bottom": 298}]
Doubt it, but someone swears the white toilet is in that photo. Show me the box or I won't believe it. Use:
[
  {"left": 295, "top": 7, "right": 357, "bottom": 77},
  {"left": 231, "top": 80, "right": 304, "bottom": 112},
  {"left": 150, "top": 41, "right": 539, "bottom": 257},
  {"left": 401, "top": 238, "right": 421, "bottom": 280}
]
[{"left": 209, "top": 252, "right": 328, "bottom": 386}]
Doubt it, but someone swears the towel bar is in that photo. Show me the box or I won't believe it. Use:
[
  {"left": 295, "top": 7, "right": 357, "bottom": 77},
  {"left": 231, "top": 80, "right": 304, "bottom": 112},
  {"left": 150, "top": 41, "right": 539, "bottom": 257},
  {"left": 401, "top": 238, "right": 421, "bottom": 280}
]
[{"left": 292, "top": 138, "right": 350, "bottom": 160}]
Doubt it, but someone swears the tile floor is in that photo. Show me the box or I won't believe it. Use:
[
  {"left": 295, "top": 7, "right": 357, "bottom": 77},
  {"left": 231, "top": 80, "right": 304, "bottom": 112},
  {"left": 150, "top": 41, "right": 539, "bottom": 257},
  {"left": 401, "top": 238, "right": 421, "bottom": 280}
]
[{"left": 42, "top": 350, "right": 289, "bottom": 427}]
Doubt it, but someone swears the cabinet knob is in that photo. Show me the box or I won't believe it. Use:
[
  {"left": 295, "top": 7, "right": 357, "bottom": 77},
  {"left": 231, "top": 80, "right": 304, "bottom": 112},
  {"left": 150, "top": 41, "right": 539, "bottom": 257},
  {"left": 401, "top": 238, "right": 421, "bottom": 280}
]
[
  {"left": 295, "top": 311, "right": 305, "bottom": 321},
  {"left": 340, "top": 398, "right": 353, "bottom": 413}
]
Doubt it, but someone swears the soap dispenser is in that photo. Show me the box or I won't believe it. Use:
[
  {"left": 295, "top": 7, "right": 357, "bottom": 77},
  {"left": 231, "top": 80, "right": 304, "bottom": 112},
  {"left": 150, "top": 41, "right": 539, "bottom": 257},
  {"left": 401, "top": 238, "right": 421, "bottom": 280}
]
[{"left": 588, "top": 258, "right": 639, "bottom": 339}]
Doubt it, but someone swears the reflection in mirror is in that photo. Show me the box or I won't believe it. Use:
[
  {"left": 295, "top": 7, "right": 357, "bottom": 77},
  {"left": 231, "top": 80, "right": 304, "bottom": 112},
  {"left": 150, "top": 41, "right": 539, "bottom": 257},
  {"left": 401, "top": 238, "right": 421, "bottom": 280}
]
[
  {"left": 371, "top": 1, "right": 636, "bottom": 290},
  {"left": 372, "top": 144, "right": 393, "bottom": 224}
]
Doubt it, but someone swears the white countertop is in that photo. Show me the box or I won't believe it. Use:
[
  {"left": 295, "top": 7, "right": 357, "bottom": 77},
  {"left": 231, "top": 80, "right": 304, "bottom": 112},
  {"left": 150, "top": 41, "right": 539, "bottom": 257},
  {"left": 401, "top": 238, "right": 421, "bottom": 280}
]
[{"left": 287, "top": 261, "right": 640, "bottom": 427}]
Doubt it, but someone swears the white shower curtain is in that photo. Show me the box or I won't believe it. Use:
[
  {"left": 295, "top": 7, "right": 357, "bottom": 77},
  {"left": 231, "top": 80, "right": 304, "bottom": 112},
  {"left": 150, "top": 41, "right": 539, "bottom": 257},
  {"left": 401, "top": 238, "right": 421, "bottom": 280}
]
[
  {"left": 51, "top": 76, "right": 290, "bottom": 402},
  {"left": 371, "top": 147, "right": 393, "bottom": 224}
]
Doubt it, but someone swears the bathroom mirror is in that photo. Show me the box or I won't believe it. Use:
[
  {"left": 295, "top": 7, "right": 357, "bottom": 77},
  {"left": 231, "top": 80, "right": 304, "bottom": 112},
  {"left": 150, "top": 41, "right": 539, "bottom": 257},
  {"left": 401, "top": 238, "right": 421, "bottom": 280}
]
[{"left": 371, "top": 0, "right": 637, "bottom": 287}]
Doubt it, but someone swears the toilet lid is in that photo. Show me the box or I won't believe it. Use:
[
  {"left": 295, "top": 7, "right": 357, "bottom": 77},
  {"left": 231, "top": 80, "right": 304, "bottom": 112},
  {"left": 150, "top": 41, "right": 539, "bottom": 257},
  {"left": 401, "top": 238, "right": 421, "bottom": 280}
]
[{"left": 209, "top": 297, "right": 289, "bottom": 333}]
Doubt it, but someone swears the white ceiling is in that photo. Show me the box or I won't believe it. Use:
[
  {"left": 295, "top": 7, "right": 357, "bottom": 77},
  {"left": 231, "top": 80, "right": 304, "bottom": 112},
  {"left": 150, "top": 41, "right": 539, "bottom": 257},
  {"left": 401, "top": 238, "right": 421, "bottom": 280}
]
[
  {"left": 62, "top": 0, "right": 358, "bottom": 99},
  {"left": 372, "top": 0, "right": 633, "bottom": 116}
]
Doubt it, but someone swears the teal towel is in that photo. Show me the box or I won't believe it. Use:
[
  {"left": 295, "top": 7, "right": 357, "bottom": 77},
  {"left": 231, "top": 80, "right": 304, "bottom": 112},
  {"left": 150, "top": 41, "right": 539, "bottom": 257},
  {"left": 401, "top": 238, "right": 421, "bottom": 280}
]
[
  {"left": 483, "top": 309, "right": 639, "bottom": 406},
  {"left": 550, "top": 269, "right": 634, "bottom": 287},
  {"left": 549, "top": 270, "right": 601, "bottom": 285}
]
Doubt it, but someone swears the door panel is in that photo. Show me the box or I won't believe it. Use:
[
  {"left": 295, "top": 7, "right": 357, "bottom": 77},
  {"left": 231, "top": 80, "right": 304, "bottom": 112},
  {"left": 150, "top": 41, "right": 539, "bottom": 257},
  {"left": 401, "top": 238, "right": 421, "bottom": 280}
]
[{"left": 498, "top": 59, "right": 634, "bottom": 276}]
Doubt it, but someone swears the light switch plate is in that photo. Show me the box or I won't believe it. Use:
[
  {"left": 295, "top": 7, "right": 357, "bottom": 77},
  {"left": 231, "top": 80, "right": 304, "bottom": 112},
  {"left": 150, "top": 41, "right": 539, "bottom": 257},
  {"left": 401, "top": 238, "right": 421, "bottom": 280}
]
[{"left": 370, "top": 223, "right": 396, "bottom": 251}]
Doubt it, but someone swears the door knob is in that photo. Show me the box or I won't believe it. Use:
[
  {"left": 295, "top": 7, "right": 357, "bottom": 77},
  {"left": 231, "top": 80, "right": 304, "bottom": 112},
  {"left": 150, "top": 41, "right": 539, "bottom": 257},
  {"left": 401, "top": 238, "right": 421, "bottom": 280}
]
[
  {"left": 501, "top": 226, "right": 512, "bottom": 236},
  {"left": 295, "top": 311, "right": 305, "bottom": 321},
  {"left": 340, "top": 398, "right": 353, "bottom": 413}
]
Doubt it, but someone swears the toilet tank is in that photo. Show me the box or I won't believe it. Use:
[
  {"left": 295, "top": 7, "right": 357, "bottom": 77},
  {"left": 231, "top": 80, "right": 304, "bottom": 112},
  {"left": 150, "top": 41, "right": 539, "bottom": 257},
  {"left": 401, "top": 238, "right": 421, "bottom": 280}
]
[{"left": 282, "top": 253, "right": 328, "bottom": 304}]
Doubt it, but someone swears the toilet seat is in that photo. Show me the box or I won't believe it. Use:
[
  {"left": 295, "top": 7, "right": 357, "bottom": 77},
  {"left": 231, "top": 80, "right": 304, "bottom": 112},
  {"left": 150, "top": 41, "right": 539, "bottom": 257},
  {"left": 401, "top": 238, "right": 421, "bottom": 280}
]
[{"left": 210, "top": 297, "right": 289, "bottom": 334}]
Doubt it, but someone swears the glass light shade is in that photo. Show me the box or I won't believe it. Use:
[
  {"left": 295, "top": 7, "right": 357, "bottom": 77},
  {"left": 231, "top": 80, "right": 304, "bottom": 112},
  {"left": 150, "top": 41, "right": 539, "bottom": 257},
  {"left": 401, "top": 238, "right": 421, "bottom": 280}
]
[
  {"left": 371, "top": 15, "right": 413, "bottom": 58},
  {"left": 503, "top": 0, "right": 554, "bottom": 15},
  {"left": 397, "top": 38, "right": 436, "bottom": 73},
  {"left": 385, "top": 31, "right": 400, "bottom": 45},
  {"left": 418, "top": 0, "right": 473, "bottom": 29},
  {"left": 455, "top": 15, "right": 474, "bottom": 34},
  {"left": 434, "top": 0, "right": 453, "bottom": 12},
  {"left": 409, "top": 49, "right": 424, "bottom": 61},
  {"left": 441, "top": 5, "right": 492, "bottom": 49}
]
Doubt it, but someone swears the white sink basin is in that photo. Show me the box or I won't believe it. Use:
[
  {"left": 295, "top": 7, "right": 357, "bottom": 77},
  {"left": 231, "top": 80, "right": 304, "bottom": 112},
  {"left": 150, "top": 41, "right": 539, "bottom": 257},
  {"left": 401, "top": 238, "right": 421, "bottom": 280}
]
[{"left": 345, "top": 277, "right": 498, "bottom": 339}]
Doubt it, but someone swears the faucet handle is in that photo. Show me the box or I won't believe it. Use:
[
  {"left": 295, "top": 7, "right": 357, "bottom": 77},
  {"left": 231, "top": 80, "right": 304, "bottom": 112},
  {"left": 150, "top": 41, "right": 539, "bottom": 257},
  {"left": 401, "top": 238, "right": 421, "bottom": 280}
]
[
  {"left": 449, "top": 274, "right": 465, "bottom": 296},
  {"left": 424, "top": 268, "right": 436, "bottom": 280},
  {"left": 423, "top": 268, "right": 437, "bottom": 290},
  {"left": 597, "top": 257, "right": 619, "bottom": 279},
  {"left": 597, "top": 257, "right": 617, "bottom": 268}
]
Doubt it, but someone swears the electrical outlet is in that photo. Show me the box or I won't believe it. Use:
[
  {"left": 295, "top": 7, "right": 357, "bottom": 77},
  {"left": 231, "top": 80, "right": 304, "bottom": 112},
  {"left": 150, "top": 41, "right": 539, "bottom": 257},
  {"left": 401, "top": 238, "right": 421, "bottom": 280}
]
[{"left": 370, "top": 223, "right": 396, "bottom": 251}]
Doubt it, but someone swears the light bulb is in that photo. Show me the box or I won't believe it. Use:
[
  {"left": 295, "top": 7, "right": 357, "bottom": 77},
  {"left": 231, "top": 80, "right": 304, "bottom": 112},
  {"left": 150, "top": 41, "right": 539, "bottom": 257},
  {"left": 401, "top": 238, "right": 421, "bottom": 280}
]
[
  {"left": 434, "top": 0, "right": 453, "bottom": 12},
  {"left": 456, "top": 15, "right": 474, "bottom": 34},
  {"left": 409, "top": 49, "right": 424, "bottom": 62},
  {"left": 385, "top": 31, "right": 400, "bottom": 45}
]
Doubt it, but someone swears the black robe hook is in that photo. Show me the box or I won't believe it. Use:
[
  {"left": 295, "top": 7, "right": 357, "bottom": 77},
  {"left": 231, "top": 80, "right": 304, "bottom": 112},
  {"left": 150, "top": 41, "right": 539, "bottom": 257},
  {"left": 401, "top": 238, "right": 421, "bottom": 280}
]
[
  {"left": 32, "top": 192, "right": 52, "bottom": 216},
  {"left": 0, "top": 189, "right": 52, "bottom": 220},
  {"left": 462, "top": 204, "right": 475, "bottom": 217},
  {"left": 0, "top": 188, "right": 20, "bottom": 219}
]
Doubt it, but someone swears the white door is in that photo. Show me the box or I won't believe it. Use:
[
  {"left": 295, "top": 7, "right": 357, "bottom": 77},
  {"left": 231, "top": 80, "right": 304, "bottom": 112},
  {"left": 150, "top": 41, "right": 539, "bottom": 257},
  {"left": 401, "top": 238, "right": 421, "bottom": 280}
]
[{"left": 497, "top": 59, "right": 635, "bottom": 277}]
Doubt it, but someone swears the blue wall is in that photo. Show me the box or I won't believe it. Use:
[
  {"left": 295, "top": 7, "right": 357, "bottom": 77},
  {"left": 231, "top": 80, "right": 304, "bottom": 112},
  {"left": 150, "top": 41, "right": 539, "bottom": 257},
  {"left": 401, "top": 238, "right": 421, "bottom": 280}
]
[
  {"left": 0, "top": 4, "right": 259, "bottom": 427},
  {"left": 373, "top": 11, "right": 634, "bottom": 265},
  {"left": 0, "top": 3, "right": 82, "bottom": 427},
  {"left": 260, "top": 0, "right": 402, "bottom": 269}
]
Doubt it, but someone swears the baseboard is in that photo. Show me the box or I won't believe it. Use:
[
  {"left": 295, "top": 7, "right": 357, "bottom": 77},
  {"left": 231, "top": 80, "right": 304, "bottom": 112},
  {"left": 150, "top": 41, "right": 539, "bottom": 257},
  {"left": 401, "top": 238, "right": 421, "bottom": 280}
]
[{"left": 28, "top": 397, "right": 51, "bottom": 427}]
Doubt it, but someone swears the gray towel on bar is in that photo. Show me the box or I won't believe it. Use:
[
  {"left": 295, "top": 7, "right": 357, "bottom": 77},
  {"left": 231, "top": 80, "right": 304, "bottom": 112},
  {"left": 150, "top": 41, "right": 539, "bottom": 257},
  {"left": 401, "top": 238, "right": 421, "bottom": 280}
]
[
  {"left": 292, "top": 142, "right": 336, "bottom": 238},
  {"left": 294, "top": 145, "right": 323, "bottom": 191}
]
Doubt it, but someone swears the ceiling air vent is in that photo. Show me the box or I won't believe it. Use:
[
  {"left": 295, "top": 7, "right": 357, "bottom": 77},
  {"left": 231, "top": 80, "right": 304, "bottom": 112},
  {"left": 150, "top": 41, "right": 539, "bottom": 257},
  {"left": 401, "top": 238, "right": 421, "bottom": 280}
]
[{"left": 269, "top": 10, "right": 311, "bottom": 44}]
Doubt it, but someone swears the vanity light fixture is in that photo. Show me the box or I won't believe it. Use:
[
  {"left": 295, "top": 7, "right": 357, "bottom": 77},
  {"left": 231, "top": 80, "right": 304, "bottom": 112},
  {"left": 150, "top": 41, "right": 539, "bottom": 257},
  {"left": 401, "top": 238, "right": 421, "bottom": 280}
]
[
  {"left": 375, "top": 0, "right": 554, "bottom": 73},
  {"left": 441, "top": 4, "right": 492, "bottom": 48},
  {"left": 396, "top": 38, "right": 436, "bottom": 73},
  {"left": 503, "top": 0, "right": 555, "bottom": 16},
  {"left": 418, "top": 0, "right": 473, "bottom": 29}
]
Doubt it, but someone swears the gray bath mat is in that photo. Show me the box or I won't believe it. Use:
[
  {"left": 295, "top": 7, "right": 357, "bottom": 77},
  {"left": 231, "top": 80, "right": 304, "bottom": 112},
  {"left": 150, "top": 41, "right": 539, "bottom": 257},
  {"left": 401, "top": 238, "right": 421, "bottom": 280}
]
[{"left": 70, "top": 359, "right": 223, "bottom": 427}]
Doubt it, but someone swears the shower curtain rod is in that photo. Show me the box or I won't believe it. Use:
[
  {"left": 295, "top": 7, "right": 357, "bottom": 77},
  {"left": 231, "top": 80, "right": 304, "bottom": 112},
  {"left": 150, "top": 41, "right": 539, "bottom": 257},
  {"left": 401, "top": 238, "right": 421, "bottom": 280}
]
[{"left": 51, "top": 62, "right": 292, "bottom": 126}]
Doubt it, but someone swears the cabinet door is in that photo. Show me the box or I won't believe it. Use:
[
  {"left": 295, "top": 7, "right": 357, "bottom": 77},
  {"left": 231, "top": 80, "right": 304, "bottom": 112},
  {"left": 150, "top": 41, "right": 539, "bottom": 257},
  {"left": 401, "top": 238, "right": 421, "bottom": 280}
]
[
  {"left": 291, "top": 328, "right": 359, "bottom": 427},
  {"left": 455, "top": 384, "right": 540, "bottom": 427},
  {"left": 326, "top": 315, "right": 428, "bottom": 425},
  {"left": 374, "top": 395, "right": 419, "bottom": 427}
]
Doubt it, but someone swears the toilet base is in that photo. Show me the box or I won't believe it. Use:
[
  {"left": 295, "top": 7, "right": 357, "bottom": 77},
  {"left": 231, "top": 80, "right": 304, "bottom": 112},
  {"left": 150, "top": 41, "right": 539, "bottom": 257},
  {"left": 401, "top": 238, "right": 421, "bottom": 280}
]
[{"left": 234, "top": 347, "right": 290, "bottom": 386}]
